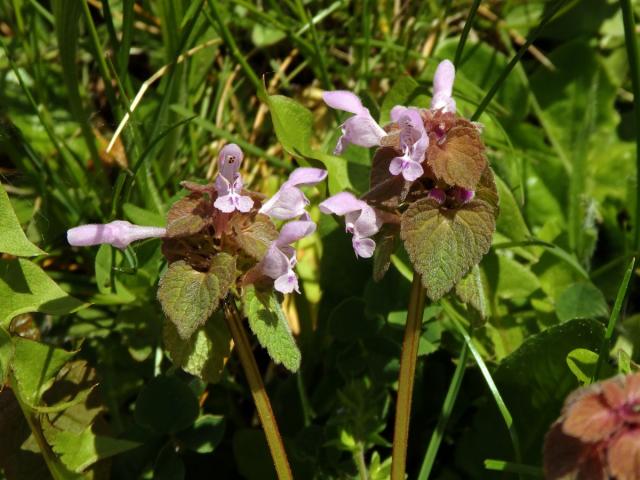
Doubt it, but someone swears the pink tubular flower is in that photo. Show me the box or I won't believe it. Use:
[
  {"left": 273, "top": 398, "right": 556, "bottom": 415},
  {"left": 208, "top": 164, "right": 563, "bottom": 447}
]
[
  {"left": 67, "top": 220, "right": 165, "bottom": 249},
  {"left": 322, "top": 91, "right": 386, "bottom": 155},
  {"left": 258, "top": 220, "right": 316, "bottom": 294},
  {"left": 319, "top": 192, "right": 381, "bottom": 258},
  {"left": 213, "top": 143, "right": 254, "bottom": 213},
  {"left": 388, "top": 106, "right": 429, "bottom": 181},
  {"left": 430, "top": 60, "right": 456, "bottom": 113},
  {"left": 259, "top": 167, "right": 328, "bottom": 220}
]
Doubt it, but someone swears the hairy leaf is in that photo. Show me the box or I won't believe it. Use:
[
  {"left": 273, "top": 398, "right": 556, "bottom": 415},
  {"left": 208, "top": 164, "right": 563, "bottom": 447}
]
[
  {"left": 165, "top": 194, "right": 214, "bottom": 238},
  {"left": 426, "top": 123, "right": 487, "bottom": 190},
  {"left": 0, "top": 184, "right": 45, "bottom": 257},
  {"left": 401, "top": 169, "right": 498, "bottom": 300},
  {"left": 157, "top": 254, "right": 236, "bottom": 339},
  {"left": 0, "top": 327, "right": 13, "bottom": 386},
  {"left": 556, "top": 282, "right": 609, "bottom": 322},
  {"left": 455, "top": 264, "right": 490, "bottom": 322},
  {"left": 242, "top": 286, "right": 300, "bottom": 372},
  {"left": 163, "top": 313, "right": 233, "bottom": 384},
  {"left": 231, "top": 214, "right": 278, "bottom": 260}
]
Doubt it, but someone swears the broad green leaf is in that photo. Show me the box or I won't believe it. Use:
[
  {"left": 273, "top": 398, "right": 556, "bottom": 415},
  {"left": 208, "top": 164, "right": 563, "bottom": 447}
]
[
  {"left": 0, "top": 258, "right": 86, "bottom": 326},
  {"left": 154, "top": 444, "right": 186, "bottom": 480},
  {"left": 379, "top": 76, "right": 429, "bottom": 124},
  {"left": 11, "top": 337, "right": 75, "bottom": 406},
  {"left": 242, "top": 286, "right": 301, "bottom": 372},
  {"left": 372, "top": 224, "right": 398, "bottom": 282},
  {"left": 49, "top": 427, "right": 140, "bottom": 473},
  {"left": 401, "top": 169, "right": 498, "bottom": 300},
  {"left": 566, "top": 348, "right": 599, "bottom": 385},
  {"left": 251, "top": 23, "right": 285, "bottom": 47},
  {"left": 94, "top": 245, "right": 135, "bottom": 301},
  {"left": 230, "top": 214, "right": 279, "bottom": 260},
  {"left": 556, "top": 282, "right": 609, "bottom": 322},
  {"left": 0, "top": 327, "right": 13, "bottom": 386},
  {"left": 134, "top": 375, "right": 199, "bottom": 434},
  {"left": 178, "top": 414, "right": 226, "bottom": 453},
  {"left": 494, "top": 254, "right": 541, "bottom": 300},
  {"left": 0, "top": 184, "right": 45, "bottom": 257},
  {"left": 163, "top": 313, "right": 233, "bottom": 384},
  {"left": 457, "top": 319, "right": 605, "bottom": 474},
  {"left": 157, "top": 254, "right": 236, "bottom": 339}
]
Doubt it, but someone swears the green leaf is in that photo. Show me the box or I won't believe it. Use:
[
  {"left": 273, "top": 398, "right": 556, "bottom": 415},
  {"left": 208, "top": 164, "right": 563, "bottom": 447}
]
[
  {"left": 242, "top": 286, "right": 301, "bottom": 372},
  {"left": 123, "top": 202, "right": 165, "bottom": 227},
  {"left": 265, "top": 95, "right": 313, "bottom": 158},
  {"left": 401, "top": 169, "right": 498, "bottom": 300},
  {"left": 495, "top": 175, "right": 530, "bottom": 242},
  {"left": 0, "top": 258, "right": 86, "bottom": 326},
  {"left": 178, "top": 414, "right": 226, "bottom": 453},
  {"left": 49, "top": 427, "right": 140, "bottom": 473},
  {"left": 0, "top": 184, "right": 45, "bottom": 257},
  {"left": 11, "top": 337, "right": 75, "bottom": 406},
  {"left": 372, "top": 224, "right": 399, "bottom": 282},
  {"left": 163, "top": 312, "right": 233, "bottom": 384},
  {"left": 556, "top": 282, "right": 609, "bottom": 322},
  {"left": 154, "top": 444, "right": 185, "bottom": 480},
  {"left": 230, "top": 214, "right": 279, "bottom": 260},
  {"left": 566, "top": 348, "right": 599, "bottom": 385},
  {"left": 134, "top": 375, "right": 200, "bottom": 434},
  {"left": 157, "top": 254, "right": 236, "bottom": 339}
]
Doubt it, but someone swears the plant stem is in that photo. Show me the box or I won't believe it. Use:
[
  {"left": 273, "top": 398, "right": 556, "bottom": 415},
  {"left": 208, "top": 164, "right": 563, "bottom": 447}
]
[
  {"left": 223, "top": 300, "right": 293, "bottom": 480},
  {"left": 354, "top": 444, "right": 369, "bottom": 480},
  {"left": 391, "top": 273, "right": 426, "bottom": 480}
]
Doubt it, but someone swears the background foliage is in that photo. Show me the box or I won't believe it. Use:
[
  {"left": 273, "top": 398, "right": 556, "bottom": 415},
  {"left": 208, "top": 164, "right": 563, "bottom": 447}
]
[{"left": 0, "top": 0, "right": 638, "bottom": 478}]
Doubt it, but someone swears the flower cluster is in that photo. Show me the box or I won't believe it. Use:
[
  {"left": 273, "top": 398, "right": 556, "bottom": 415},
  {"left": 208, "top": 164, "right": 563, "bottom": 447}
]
[
  {"left": 544, "top": 372, "right": 640, "bottom": 480},
  {"left": 67, "top": 144, "right": 326, "bottom": 295},
  {"left": 319, "top": 60, "right": 487, "bottom": 262}
]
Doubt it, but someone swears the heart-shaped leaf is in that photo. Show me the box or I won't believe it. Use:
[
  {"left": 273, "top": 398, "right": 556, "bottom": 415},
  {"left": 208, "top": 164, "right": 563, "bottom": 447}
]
[
  {"left": 401, "top": 168, "right": 498, "bottom": 300},
  {"left": 158, "top": 254, "right": 236, "bottom": 339},
  {"left": 166, "top": 194, "right": 214, "bottom": 238},
  {"left": 242, "top": 286, "right": 300, "bottom": 372},
  {"left": 230, "top": 214, "right": 278, "bottom": 260}
]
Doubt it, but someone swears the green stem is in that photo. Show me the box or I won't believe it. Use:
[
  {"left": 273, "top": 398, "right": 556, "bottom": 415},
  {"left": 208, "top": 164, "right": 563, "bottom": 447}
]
[
  {"left": 417, "top": 343, "right": 469, "bottom": 480},
  {"left": 223, "top": 300, "right": 293, "bottom": 480},
  {"left": 391, "top": 273, "right": 426, "bottom": 480},
  {"left": 619, "top": 0, "right": 640, "bottom": 249},
  {"left": 354, "top": 444, "right": 369, "bottom": 480}
]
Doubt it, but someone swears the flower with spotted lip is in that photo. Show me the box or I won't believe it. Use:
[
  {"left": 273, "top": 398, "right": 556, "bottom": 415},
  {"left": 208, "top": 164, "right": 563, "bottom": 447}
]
[{"left": 213, "top": 143, "right": 254, "bottom": 213}]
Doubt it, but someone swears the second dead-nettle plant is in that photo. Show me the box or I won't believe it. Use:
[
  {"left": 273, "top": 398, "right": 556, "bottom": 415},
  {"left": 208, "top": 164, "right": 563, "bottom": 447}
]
[
  {"left": 68, "top": 144, "right": 327, "bottom": 480},
  {"left": 320, "top": 59, "right": 499, "bottom": 480},
  {"left": 320, "top": 59, "right": 499, "bottom": 300}
]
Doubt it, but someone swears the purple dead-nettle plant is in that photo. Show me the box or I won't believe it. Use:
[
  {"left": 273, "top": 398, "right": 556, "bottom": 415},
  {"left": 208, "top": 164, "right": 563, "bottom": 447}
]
[
  {"left": 67, "top": 143, "right": 327, "bottom": 375},
  {"left": 321, "top": 59, "right": 499, "bottom": 301}
]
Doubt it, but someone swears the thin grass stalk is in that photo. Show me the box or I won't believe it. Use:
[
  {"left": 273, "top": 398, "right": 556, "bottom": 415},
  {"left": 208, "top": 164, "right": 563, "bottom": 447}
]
[
  {"left": 454, "top": 0, "right": 481, "bottom": 67},
  {"left": 417, "top": 343, "right": 469, "bottom": 480},
  {"left": 619, "top": 0, "right": 640, "bottom": 249},
  {"left": 391, "top": 273, "right": 426, "bottom": 480},
  {"left": 593, "top": 257, "right": 636, "bottom": 381},
  {"left": 223, "top": 299, "right": 293, "bottom": 480},
  {"left": 470, "top": 0, "right": 568, "bottom": 121}
]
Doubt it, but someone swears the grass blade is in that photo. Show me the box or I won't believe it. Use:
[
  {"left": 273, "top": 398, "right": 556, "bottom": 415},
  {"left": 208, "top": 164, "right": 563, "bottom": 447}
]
[
  {"left": 417, "top": 343, "right": 469, "bottom": 480},
  {"left": 471, "top": 0, "right": 569, "bottom": 121},
  {"left": 484, "top": 459, "right": 543, "bottom": 477},
  {"left": 454, "top": 0, "right": 481, "bottom": 67},
  {"left": 594, "top": 257, "right": 636, "bottom": 380}
]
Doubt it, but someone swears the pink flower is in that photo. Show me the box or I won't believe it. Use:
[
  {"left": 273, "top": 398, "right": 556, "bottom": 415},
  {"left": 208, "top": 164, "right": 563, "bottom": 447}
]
[
  {"left": 67, "top": 220, "right": 165, "bottom": 249},
  {"left": 259, "top": 167, "right": 327, "bottom": 220},
  {"left": 322, "top": 91, "right": 386, "bottom": 155},
  {"left": 319, "top": 192, "right": 381, "bottom": 258},
  {"left": 430, "top": 60, "right": 456, "bottom": 113},
  {"left": 257, "top": 220, "right": 316, "bottom": 294},
  {"left": 213, "top": 143, "right": 254, "bottom": 213},
  {"left": 388, "top": 106, "right": 429, "bottom": 181}
]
